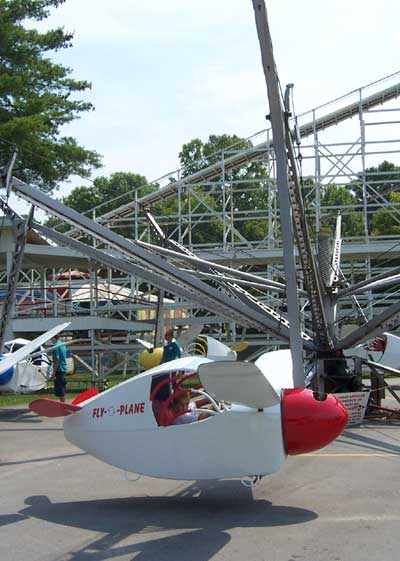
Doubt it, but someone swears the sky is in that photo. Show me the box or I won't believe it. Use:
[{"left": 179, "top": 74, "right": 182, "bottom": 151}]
[{"left": 8, "top": 0, "right": 400, "bottom": 214}]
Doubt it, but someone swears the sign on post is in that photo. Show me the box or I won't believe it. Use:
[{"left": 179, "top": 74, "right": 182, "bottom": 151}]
[{"left": 333, "top": 391, "right": 370, "bottom": 426}]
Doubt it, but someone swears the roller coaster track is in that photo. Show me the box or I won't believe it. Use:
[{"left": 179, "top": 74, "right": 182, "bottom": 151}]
[{"left": 66, "top": 75, "right": 400, "bottom": 230}]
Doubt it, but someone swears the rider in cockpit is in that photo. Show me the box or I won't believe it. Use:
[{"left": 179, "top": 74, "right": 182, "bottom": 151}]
[{"left": 170, "top": 392, "right": 212, "bottom": 425}]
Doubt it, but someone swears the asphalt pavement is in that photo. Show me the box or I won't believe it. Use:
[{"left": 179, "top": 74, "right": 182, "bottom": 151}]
[{"left": 1, "top": 405, "right": 400, "bottom": 561}]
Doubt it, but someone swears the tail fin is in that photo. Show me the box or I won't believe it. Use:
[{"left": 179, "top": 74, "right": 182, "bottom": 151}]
[
  {"left": 72, "top": 387, "right": 99, "bottom": 406},
  {"left": 29, "top": 398, "right": 81, "bottom": 417}
]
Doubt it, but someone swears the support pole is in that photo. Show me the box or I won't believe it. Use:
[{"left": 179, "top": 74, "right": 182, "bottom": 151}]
[
  {"left": 0, "top": 204, "right": 34, "bottom": 352},
  {"left": 252, "top": 0, "right": 304, "bottom": 386}
]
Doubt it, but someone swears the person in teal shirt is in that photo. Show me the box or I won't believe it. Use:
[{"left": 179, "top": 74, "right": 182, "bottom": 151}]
[
  {"left": 51, "top": 335, "right": 68, "bottom": 402},
  {"left": 161, "top": 330, "right": 182, "bottom": 363}
]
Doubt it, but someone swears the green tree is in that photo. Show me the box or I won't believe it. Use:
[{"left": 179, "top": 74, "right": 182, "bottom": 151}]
[
  {"left": 177, "top": 134, "right": 269, "bottom": 244},
  {"left": 46, "top": 171, "right": 157, "bottom": 236},
  {"left": 352, "top": 161, "right": 400, "bottom": 201},
  {"left": 370, "top": 192, "right": 400, "bottom": 236},
  {"left": 0, "top": 0, "right": 101, "bottom": 192},
  {"left": 89, "top": 172, "right": 154, "bottom": 218},
  {"left": 349, "top": 161, "right": 400, "bottom": 233},
  {"left": 321, "top": 185, "right": 365, "bottom": 237},
  {"left": 179, "top": 134, "right": 254, "bottom": 177}
]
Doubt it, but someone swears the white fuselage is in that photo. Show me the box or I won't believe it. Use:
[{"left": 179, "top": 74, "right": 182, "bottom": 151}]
[
  {"left": 64, "top": 360, "right": 286, "bottom": 480},
  {"left": 345, "top": 332, "right": 400, "bottom": 370},
  {"left": 0, "top": 361, "right": 48, "bottom": 394},
  {"left": 62, "top": 352, "right": 349, "bottom": 481},
  {"left": 0, "top": 339, "right": 50, "bottom": 394}
]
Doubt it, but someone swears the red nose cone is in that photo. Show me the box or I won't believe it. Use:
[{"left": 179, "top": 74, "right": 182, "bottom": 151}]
[{"left": 282, "top": 389, "right": 349, "bottom": 455}]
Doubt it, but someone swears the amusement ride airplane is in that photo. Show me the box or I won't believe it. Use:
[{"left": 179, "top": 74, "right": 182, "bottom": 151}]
[
  {"left": 345, "top": 332, "right": 400, "bottom": 370},
  {"left": 29, "top": 349, "right": 348, "bottom": 481},
  {"left": 137, "top": 329, "right": 246, "bottom": 370},
  {"left": 0, "top": 323, "right": 70, "bottom": 394}
]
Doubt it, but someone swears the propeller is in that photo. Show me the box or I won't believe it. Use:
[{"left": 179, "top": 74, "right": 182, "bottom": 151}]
[
  {"left": 137, "top": 326, "right": 248, "bottom": 371},
  {"left": 230, "top": 341, "right": 249, "bottom": 353},
  {"left": 175, "top": 325, "right": 203, "bottom": 349},
  {"left": 188, "top": 335, "right": 248, "bottom": 361},
  {"left": 137, "top": 326, "right": 206, "bottom": 370},
  {"left": 136, "top": 325, "right": 204, "bottom": 352},
  {"left": 135, "top": 338, "right": 154, "bottom": 351}
]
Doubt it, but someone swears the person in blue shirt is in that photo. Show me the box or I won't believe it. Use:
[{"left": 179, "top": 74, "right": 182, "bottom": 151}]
[
  {"left": 51, "top": 335, "right": 68, "bottom": 402},
  {"left": 161, "top": 330, "right": 182, "bottom": 363}
]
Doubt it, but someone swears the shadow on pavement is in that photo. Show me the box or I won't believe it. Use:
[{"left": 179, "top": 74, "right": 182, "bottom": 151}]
[
  {"left": 5, "top": 480, "right": 317, "bottom": 561},
  {"left": 0, "top": 451, "right": 86, "bottom": 467},
  {"left": 339, "top": 428, "right": 400, "bottom": 454},
  {"left": 0, "top": 408, "right": 42, "bottom": 424}
]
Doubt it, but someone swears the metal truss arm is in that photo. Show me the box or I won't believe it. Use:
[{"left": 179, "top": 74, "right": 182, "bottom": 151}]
[
  {"left": 286, "top": 131, "right": 332, "bottom": 349},
  {"left": 137, "top": 240, "right": 291, "bottom": 294},
  {"left": 1, "top": 149, "right": 17, "bottom": 196},
  {"left": 337, "top": 300, "right": 400, "bottom": 349},
  {"left": 330, "top": 214, "right": 342, "bottom": 289},
  {"left": 11, "top": 178, "right": 303, "bottom": 339},
  {"left": 346, "top": 274, "right": 400, "bottom": 295},
  {"left": 33, "top": 223, "right": 209, "bottom": 304},
  {"left": 362, "top": 359, "right": 400, "bottom": 378},
  {"left": 337, "top": 266, "right": 400, "bottom": 298},
  {"left": 144, "top": 210, "right": 313, "bottom": 347},
  {"left": 252, "top": 0, "right": 307, "bottom": 384},
  {"left": 144, "top": 210, "right": 314, "bottom": 349},
  {"left": 186, "top": 270, "right": 285, "bottom": 291}
]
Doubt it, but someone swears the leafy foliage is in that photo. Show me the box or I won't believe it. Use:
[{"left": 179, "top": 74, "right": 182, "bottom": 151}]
[
  {"left": 179, "top": 134, "right": 250, "bottom": 177},
  {"left": 320, "top": 184, "right": 365, "bottom": 237},
  {"left": 46, "top": 171, "right": 155, "bottom": 233},
  {"left": 0, "top": 0, "right": 101, "bottom": 191},
  {"left": 370, "top": 192, "right": 400, "bottom": 236},
  {"left": 176, "top": 134, "right": 269, "bottom": 244},
  {"left": 352, "top": 160, "right": 400, "bottom": 201}
]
